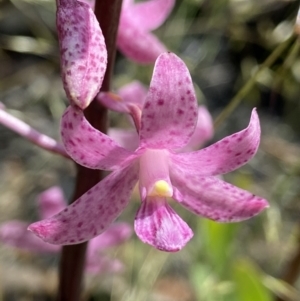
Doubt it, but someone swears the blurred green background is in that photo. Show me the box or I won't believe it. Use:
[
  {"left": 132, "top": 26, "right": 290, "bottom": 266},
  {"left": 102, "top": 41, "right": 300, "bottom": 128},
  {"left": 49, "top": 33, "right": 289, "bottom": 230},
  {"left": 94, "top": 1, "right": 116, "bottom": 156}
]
[{"left": 1, "top": 0, "right": 300, "bottom": 300}]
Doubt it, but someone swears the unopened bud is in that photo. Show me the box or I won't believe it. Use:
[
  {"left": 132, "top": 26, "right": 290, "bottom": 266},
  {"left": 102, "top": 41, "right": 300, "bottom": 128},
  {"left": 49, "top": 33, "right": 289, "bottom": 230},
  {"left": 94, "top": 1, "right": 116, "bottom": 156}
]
[{"left": 57, "top": 0, "right": 107, "bottom": 109}]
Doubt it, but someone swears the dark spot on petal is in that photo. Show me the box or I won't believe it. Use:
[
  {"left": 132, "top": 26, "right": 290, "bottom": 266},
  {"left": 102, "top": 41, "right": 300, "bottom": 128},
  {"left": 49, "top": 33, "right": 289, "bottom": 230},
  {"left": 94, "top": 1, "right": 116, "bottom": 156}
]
[
  {"left": 157, "top": 99, "right": 164, "bottom": 106},
  {"left": 177, "top": 109, "right": 184, "bottom": 115}
]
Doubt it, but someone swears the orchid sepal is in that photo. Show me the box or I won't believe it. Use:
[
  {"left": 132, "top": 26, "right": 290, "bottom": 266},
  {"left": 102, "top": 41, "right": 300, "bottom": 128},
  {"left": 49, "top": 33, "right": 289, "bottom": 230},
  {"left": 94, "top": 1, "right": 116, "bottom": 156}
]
[{"left": 57, "top": 0, "right": 107, "bottom": 109}]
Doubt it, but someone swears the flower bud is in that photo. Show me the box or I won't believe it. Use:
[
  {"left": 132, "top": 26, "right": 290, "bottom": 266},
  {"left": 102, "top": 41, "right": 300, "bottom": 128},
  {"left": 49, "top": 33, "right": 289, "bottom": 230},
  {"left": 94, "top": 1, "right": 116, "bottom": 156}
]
[{"left": 57, "top": 0, "right": 107, "bottom": 109}]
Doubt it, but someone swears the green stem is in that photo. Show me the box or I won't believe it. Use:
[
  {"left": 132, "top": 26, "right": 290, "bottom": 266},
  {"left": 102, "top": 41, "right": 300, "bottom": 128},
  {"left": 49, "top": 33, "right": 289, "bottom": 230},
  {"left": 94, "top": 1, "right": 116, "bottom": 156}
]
[
  {"left": 275, "top": 228, "right": 300, "bottom": 301},
  {"left": 56, "top": 0, "right": 122, "bottom": 300},
  {"left": 214, "top": 35, "right": 295, "bottom": 129}
]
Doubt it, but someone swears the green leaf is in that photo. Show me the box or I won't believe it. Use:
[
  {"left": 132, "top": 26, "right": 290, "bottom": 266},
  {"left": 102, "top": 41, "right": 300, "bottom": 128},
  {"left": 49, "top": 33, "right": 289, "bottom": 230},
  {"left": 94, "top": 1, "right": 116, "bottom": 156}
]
[
  {"left": 200, "top": 218, "right": 238, "bottom": 273},
  {"left": 233, "top": 259, "right": 273, "bottom": 301},
  {"left": 190, "top": 262, "right": 238, "bottom": 301}
]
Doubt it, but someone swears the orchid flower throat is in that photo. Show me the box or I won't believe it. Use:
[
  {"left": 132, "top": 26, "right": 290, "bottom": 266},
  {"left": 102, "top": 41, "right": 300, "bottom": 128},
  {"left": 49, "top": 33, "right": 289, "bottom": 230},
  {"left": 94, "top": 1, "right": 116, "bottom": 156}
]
[{"left": 139, "top": 149, "right": 173, "bottom": 200}]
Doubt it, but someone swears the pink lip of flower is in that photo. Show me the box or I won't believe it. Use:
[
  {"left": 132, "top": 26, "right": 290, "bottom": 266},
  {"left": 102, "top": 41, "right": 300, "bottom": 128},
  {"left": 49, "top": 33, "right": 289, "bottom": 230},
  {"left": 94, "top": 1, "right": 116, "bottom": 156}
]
[
  {"left": 57, "top": 0, "right": 107, "bottom": 109},
  {"left": 99, "top": 81, "right": 214, "bottom": 152},
  {"left": 0, "top": 186, "right": 132, "bottom": 274},
  {"left": 28, "top": 52, "right": 268, "bottom": 252}
]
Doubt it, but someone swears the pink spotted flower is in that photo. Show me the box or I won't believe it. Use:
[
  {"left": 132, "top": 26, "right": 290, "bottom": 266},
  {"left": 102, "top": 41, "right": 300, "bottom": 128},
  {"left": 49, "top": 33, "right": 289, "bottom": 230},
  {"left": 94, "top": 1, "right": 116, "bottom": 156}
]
[
  {"left": 77, "top": 0, "right": 174, "bottom": 64},
  {"left": 99, "top": 80, "right": 214, "bottom": 152},
  {"left": 0, "top": 187, "right": 132, "bottom": 274},
  {"left": 117, "top": 0, "right": 175, "bottom": 64},
  {"left": 29, "top": 52, "right": 268, "bottom": 252}
]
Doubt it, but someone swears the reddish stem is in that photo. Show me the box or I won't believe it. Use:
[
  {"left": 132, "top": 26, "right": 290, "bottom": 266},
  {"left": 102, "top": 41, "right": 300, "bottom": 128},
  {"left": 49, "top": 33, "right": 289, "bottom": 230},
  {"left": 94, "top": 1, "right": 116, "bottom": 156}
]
[
  {"left": 56, "top": 0, "right": 123, "bottom": 300},
  {"left": 94, "top": 0, "right": 123, "bottom": 91}
]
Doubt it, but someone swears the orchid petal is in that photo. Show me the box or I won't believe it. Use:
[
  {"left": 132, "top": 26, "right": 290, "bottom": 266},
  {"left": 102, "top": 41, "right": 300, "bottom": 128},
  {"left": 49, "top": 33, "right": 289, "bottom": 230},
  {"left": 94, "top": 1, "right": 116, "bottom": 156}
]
[
  {"left": 171, "top": 167, "right": 268, "bottom": 222},
  {"left": 97, "top": 81, "right": 147, "bottom": 112},
  {"left": 88, "top": 222, "right": 132, "bottom": 254},
  {"left": 171, "top": 109, "right": 260, "bottom": 176},
  {"left": 0, "top": 221, "right": 59, "bottom": 253},
  {"left": 78, "top": 0, "right": 95, "bottom": 9},
  {"left": 117, "top": 13, "right": 167, "bottom": 64},
  {"left": 28, "top": 163, "right": 139, "bottom": 245},
  {"left": 0, "top": 106, "right": 68, "bottom": 158},
  {"left": 122, "top": 0, "right": 133, "bottom": 8},
  {"left": 61, "top": 106, "right": 137, "bottom": 170},
  {"left": 139, "top": 52, "right": 198, "bottom": 149},
  {"left": 57, "top": 0, "right": 107, "bottom": 109},
  {"left": 118, "top": 81, "right": 147, "bottom": 109},
  {"left": 130, "top": 0, "right": 175, "bottom": 31},
  {"left": 134, "top": 197, "right": 193, "bottom": 252},
  {"left": 37, "top": 186, "right": 67, "bottom": 220},
  {"left": 97, "top": 92, "right": 131, "bottom": 113},
  {"left": 180, "top": 106, "right": 214, "bottom": 152},
  {"left": 108, "top": 128, "right": 139, "bottom": 151}
]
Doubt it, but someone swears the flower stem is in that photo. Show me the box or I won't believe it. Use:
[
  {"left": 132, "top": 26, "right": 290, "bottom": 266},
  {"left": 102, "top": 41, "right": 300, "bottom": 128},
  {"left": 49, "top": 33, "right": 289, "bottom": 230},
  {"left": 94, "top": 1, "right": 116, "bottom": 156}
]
[
  {"left": 56, "top": 0, "right": 123, "bottom": 300},
  {"left": 0, "top": 104, "right": 68, "bottom": 158},
  {"left": 94, "top": 0, "right": 123, "bottom": 91}
]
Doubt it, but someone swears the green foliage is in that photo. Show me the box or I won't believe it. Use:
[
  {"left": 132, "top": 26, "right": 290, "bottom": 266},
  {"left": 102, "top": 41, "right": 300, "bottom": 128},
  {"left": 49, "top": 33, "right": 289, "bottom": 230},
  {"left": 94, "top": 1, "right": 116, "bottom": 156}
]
[
  {"left": 233, "top": 259, "right": 273, "bottom": 301},
  {"left": 191, "top": 262, "right": 235, "bottom": 301},
  {"left": 200, "top": 219, "right": 238, "bottom": 274}
]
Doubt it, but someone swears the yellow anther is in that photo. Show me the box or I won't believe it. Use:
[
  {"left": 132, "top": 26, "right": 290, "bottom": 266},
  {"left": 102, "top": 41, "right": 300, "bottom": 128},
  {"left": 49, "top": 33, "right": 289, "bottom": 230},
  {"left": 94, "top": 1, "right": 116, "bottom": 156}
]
[{"left": 149, "top": 180, "right": 173, "bottom": 197}]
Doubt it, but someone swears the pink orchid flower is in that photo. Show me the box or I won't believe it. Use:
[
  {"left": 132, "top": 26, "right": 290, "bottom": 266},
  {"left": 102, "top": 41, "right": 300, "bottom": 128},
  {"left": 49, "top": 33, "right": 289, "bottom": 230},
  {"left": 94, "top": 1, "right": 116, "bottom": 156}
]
[
  {"left": 0, "top": 187, "right": 132, "bottom": 274},
  {"left": 57, "top": 0, "right": 107, "bottom": 109},
  {"left": 29, "top": 52, "right": 268, "bottom": 252},
  {"left": 77, "top": 0, "right": 174, "bottom": 64},
  {"left": 117, "top": 0, "right": 175, "bottom": 64},
  {"left": 99, "top": 81, "right": 214, "bottom": 152}
]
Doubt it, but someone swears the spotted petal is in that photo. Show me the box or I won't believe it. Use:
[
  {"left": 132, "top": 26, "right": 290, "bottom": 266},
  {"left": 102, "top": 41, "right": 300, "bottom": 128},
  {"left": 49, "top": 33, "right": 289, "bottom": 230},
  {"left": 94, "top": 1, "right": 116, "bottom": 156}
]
[
  {"left": 57, "top": 0, "right": 107, "bottom": 109},
  {"left": 28, "top": 163, "right": 139, "bottom": 245},
  {"left": 139, "top": 52, "right": 198, "bottom": 149},
  {"left": 130, "top": 0, "right": 175, "bottom": 31},
  {"left": 179, "top": 106, "right": 214, "bottom": 152},
  {"left": 171, "top": 165, "right": 268, "bottom": 222},
  {"left": 134, "top": 197, "right": 193, "bottom": 252},
  {"left": 117, "top": 12, "right": 167, "bottom": 64},
  {"left": 0, "top": 221, "right": 60, "bottom": 253},
  {"left": 78, "top": 0, "right": 95, "bottom": 9},
  {"left": 171, "top": 109, "right": 260, "bottom": 176},
  {"left": 38, "top": 186, "right": 67, "bottom": 220},
  {"left": 61, "top": 106, "right": 137, "bottom": 170}
]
